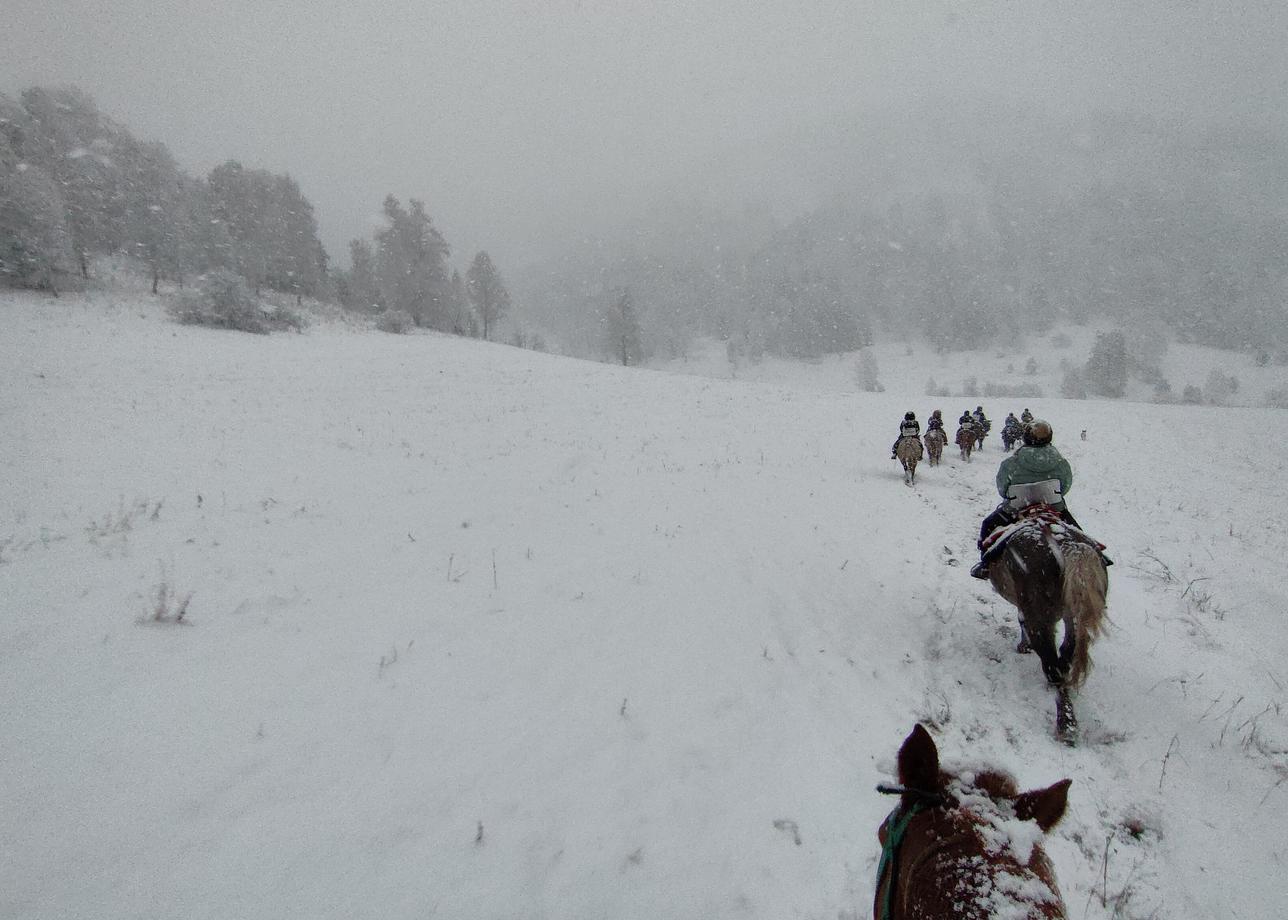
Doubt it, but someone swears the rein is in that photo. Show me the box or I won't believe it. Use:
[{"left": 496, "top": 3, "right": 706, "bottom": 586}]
[{"left": 875, "top": 784, "right": 950, "bottom": 920}]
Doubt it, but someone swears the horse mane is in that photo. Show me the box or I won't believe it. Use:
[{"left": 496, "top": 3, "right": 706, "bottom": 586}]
[{"left": 894, "top": 768, "right": 1066, "bottom": 919}]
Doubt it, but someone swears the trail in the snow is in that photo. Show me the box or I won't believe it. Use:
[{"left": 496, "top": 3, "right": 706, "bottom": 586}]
[{"left": 896, "top": 443, "right": 1175, "bottom": 919}]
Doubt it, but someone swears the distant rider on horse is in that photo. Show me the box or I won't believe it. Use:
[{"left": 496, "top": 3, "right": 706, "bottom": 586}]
[
  {"left": 972, "top": 406, "right": 990, "bottom": 436},
  {"left": 891, "top": 411, "right": 922, "bottom": 459},
  {"left": 971, "top": 419, "right": 1082, "bottom": 579},
  {"left": 1020, "top": 408, "right": 1034, "bottom": 426},
  {"left": 926, "top": 409, "right": 945, "bottom": 434},
  {"left": 1001, "top": 412, "right": 1023, "bottom": 449}
]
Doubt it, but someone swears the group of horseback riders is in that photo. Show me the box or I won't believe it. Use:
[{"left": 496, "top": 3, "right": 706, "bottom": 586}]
[
  {"left": 889, "top": 405, "right": 992, "bottom": 459},
  {"left": 890, "top": 407, "right": 1109, "bottom": 579}
]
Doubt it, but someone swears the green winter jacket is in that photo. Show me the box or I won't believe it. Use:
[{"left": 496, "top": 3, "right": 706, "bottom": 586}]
[{"left": 995, "top": 444, "right": 1073, "bottom": 508}]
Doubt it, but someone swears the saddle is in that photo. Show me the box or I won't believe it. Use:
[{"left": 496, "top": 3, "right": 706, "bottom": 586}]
[{"left": 981, "top": 481, "right": 1107, "bottom": 563}]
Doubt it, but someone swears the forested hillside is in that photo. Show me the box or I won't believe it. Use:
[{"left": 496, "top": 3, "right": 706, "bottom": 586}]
[{"left": 516, "top": 105, "right": 1288, "bottom": 366}]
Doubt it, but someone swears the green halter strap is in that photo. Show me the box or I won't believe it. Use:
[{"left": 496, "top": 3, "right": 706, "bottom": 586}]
[{"left": 876, "top": 802, "right": 927, "bottom": 920}]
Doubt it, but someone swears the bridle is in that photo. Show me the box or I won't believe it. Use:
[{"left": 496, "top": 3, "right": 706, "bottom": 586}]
[{"left": 874, "top": 783, "right": 951, "bottom": 920}]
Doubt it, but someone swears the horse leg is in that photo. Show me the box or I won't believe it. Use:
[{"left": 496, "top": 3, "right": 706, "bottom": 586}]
[
  {"left": 1057, "top": 613, "right": 1078, "bottom": 676},
  {"left": 1016, "top": 618, "right": 1032, "bottom": 654},
  {"left": 1027, "top": 624, "right": 1067, "bottom": 687},
  {"left": 1055, "top": 687, "right": 1078, "bottom": 745}
]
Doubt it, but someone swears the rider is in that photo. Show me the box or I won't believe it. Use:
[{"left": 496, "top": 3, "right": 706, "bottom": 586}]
[
  {"left": 958, "top": 410, "right": 977, "bottom": 437},
  {"left": 891, "top": 411, "right": 921, "bottom": 458},
  {"left": 972, "top": 406, "right": 989, "bottom": 434},
  {"left": 926, "top": 409, "right": 945, "bottom": 434},
  {"left": 1020, "top": 407, "right": 1034, "bottom": 426},
  {"left": 970, "top": 419, "right": 1079, "bottom": 579},
  {"left": 1002, "top": 412, "right": 1023, "bottom": 445}
]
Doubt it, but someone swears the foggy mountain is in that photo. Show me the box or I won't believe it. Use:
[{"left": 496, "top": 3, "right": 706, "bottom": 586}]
[{"left": 513, "top": 98, "right": 1288, "bottom": 364}]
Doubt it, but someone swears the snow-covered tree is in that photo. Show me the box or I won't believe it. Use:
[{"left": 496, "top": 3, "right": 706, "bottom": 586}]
[
  {"left": 466, "top": 251, "right": 510, "bottom": 341},
  {"left": 1085, "top": 330, "right": 1128, "bottom": 398},
  {"left": 0, "top": 161, "right": 73, "bottom": 291},
  {"left": 342, "top": 239, "right": 381, "bottom": 313},
  {"left": 20, "top": 86, "right": 134, "bottom": 279},
  {"left": 374, "top": 195, "right": 451, "bottom": 329},
  {"left": 855, "top": 348, "right": 882, "bottom": 392},
  {"left": 604, "top": 289, "right": 643, "bottom": 366}
]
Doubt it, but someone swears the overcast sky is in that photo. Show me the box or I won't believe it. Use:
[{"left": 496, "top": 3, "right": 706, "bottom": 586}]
[{"left": 3, "top": 1, "right": 1285, "bottom": 269}]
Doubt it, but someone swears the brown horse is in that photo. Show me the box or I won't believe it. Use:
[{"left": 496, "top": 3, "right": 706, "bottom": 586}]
[
  {"left": 875, "top": 724, "right": 1071, "bottom": 920},
  {"left": 924, "top": 428, "right": 947, "bottom": 466},
  {"left": 984, "top": 512, "right": 1109, "bottom": 742},
  {"left": 955, "top": 426, "right": 975, "bottom": 461},
  {"left": 895, "top": 436, "right": 924, "bottom": 485}
]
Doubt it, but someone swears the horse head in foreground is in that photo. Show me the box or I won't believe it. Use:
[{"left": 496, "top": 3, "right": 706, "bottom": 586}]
[{"left": 875, "top": 724, "right": 1071, "bottom": 920}]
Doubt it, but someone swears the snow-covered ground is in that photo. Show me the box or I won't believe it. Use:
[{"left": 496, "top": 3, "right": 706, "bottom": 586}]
[{"left": 3, "top": 285, "right": 1286, "bottom": 920}]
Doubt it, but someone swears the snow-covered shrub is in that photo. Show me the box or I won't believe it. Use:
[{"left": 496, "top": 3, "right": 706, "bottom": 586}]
[
  {"left": 1152, "top": 379, "right": 1176, "bottom": 403},
  {"left": 1264, "top": 387, "right": 1288, "bottom": 409},
  {"left": 375, "top": 308, "right": 414, "bottom": 334},
  {"left": 1025, "top": 356, "right": 1038, "bottom": 375},
  {"left": 1181, "top": 384, "right": 1204, "bottom": 405},
  {"left": 1205, "top": 370, "right": 1239, "bottom": 405},
  {"left": 168, "top": 269, "right": 303, "bottom": 334},
  {"left": 924, "top": 377, "right": 950, "bottom": 397},
  {"left": 138, "top": 568, "right": 192, "bottom": 626},
  {"left": 961, "top": 376, "right": 979, "bottom": 397},
  {"left": 983, "top": 382, "right": 1044, "bottom": 398}
]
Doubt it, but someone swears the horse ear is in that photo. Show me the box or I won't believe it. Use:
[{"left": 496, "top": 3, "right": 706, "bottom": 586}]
[
  {"left": 897, "top": 724, "right": 940, "bottom": 791},
  {"left": 1015, "top": 778, "right": 1072, "bottom": 831}
]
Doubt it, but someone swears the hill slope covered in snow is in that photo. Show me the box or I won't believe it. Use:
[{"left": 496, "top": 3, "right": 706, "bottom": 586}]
[{"left": 2, "top": 286, "right": 1286, "bottom": 919}]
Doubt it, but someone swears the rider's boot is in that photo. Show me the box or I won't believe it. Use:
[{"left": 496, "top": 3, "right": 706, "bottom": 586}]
[{"left": 969, "top": 559, "right": 989, "bottom": 579}]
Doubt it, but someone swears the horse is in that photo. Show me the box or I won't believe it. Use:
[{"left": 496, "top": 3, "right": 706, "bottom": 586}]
[
  {"left": 982, "top": 509, "right": 1109, "bottom": 742},
  {"left": 874, "top": 724, "right": 1071, "bottom": 920},
  {"left": 924, "top": 428, "right": 947, "bottom": 466},
  {"left": 973, "top": 419, "right": 990, "bottom": 450},
  {"left": 895, "top": 436, "right": 924, "bottom": 485},
  {"left": 955, "top": 426, "right": 975, "bottom": 461},
  {"left": 1001, "top": 427, "right": 1020, "bottom": 452}
]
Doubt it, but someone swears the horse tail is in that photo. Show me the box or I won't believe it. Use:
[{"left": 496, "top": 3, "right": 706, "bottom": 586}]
[{"left": 1062, "top": 542, "right": 1109, "bottom": 687}]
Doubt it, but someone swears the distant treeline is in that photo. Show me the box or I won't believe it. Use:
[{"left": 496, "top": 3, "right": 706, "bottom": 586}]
[
  {"left": 521, "top": 111, "right": 1288, "bottom": 360},
  {"left": 0, "top": 85, "right": 510, "bottom": 338}
]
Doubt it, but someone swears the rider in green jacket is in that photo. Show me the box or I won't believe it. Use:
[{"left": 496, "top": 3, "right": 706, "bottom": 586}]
[{"left": 970, "top": 420, "right": 1083, "bottom": 578}]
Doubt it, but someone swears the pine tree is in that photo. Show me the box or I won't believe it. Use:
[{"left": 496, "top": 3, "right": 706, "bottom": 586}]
[
  {"left": 1085, "top": 331, "right": 1128, "bottom": 398},
  {"left": 605, "top": 289, "right": 643, "bottom": 366},
  {"left": 466, "top": 251, "right": 510, "bottom": 340},
  {"left": 344, "top": 239, "right": 381, "bottom": 312}
]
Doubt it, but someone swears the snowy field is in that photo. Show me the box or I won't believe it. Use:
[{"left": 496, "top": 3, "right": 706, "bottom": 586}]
[{"left": 3, "top": 285, "right": 1287, "bottom": 920}]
